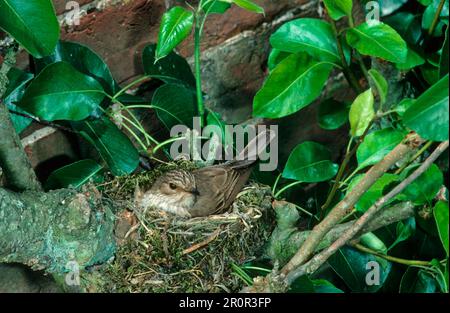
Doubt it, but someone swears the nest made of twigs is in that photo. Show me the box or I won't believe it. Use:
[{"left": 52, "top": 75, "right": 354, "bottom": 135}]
[{"left": 96, "top": 161, "right": 275, "bottom": 293}]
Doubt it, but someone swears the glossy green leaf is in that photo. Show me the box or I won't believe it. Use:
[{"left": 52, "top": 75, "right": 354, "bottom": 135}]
[
  {"left": 18, "top": 62, "right": 105, "bottom": 121},
  {"left": 398, "top": 164, "right": 444, "bottom": 205},
  {"left": 3, "top": 68, "right": 33, "bottom": 134},
  {"left": 440, "top": 27, "right": 449, "bottom": 78},
  {"left": 421, "top": 64, "right": 440, "bottom": 85},
  {"left": 346, "top": 22, "right": 408, "bottom": 63},
  {"left": 368, "top": 69, "right": 388, "bottom": 105},
  {"left": 142, "top": 44, "right": 196, "bottom": 87},
  {"left": 45, "top": 159, "right": 103, "bottom": 190},
  {"left": 400, "top": 267, "right": 439, "bottom": 293},
  {"left": 360, "top": 232, "right": 388, "bottom": 254},
  {"left": 356, "top": 128, "right": 406, "bottom": 169},
  {"left": 395, "top": 48, "right": 425, "bottom": 70},
  {"left": 72, "top": 116, "right": 139, "bottom": 176},
  {"left": 312, "top": 279, "right": 344, "bottom": 293},
  {"left": 323, "top": 0, "right": 352, "bottom": 20},
  {"left": 0, "top": 0, "right": 59, "bottom": 58},
  {"left": 404, "top": 74, "right": 449, "bottom": 141},
  {"left": 282, "top": 141, "right": 338, "bottom": 182},
  {"left": 378, "top": 0, "right": 408, "bottom": 16},
  {"left": 229, "top": 0, "right": 264, "bottom": 14},
  {"left": 267, "top": 48, "right": 291, "bottom": 71},
  {"left": 388, "top": 217, "right": 416, "bottom": 251},
  {"left": 253, "top": 53, "right": 333, "bottom": 118},
  {"left": 393, "top": 98, "right": 415, "bottom": 116},
  {"left": 384, "top": 12, "right": 422, "bottom": 45},
  {"left": 155, "top": 6, "right": 194, "bottom": 61},
  {"left": 422, "top": 0, "right": 449, "bottom": 37},
  {"left": 270, "top": 18, "right": 350, "bottom": 64},
  {"left": 434, "top": 201, "right": 449, "bottom": 256},
  {"left": 348, "top": 173, "right": 399, "bottom": 212},
  {"left": 152, "top": 83, "right": 196, "bottom": 130},
  {"left": 36, "top": 41, "right": 119, "bottom": 95},
  {"left": 317, "top": 99, "right": 349, "bottom": 130},
  {"left": 328, "top": 246, "right": 391, "bottom": 292},
  {"left": 349, "top": 89, "right": 375, "bottom": 137},
  {"left": 202, "top": 0, "right": 231, "bottom": 14}
]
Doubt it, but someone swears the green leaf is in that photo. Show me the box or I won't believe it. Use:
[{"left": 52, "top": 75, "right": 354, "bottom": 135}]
[
  {"left": 0, "top": 0, "right": 59, "bottom": 58},
  {"left": 388, "top": 217, "right": 416, "bottom": 251},
  {"left": 206, "top": 110, "right": 234, "bottom": 149},
  {"left": 142, "top": 44, "right": 196, "bottom": 87},
  {"left": 45, "top": 159, "right": 103, "bottom": 190},
  {"left": 384, "top": 12, "right": 422, "bottom": 45},
  {"left": 395, "top": 48, "right": 425, "bottom": 70},
  {"left": 155, "top": 6, "right": 194, "bottom": 61},
  {"left": 282, "top": 141, "right": 338, "bottom": 182},
  {"left": 434, "top": 201, "right": 449, "bottom": 256},
  {"left": 3, "top": 68, "right": 33, "bottom": 134},
  {"left": 270, "top": 18, "right": 350, "bottom": 64},
  {"left": 422, "top": 0, "right": 449, "bottom": 37},
  {"left": 400, "top": 267, "right": 439, "bottom": 293},
  {"left": 378, "top": 0, "right": 408, "bottom": 16},
  {"left": 18, "top": 62, "right": 105, "bottom": 121},
  {"left": 346, "top": 22, "right": 408, "bottom": 63},
  {"left": 404, "top": 74, "right": 449, "bottom": 141},
  {"left": 349, "top": 89, "right": 375, "bottom": 137},
  {"left": 368, "top": 69, "right": 388, "bottom": 105},
  {"left": 323, "top": 0, "right": 352, "bottom": 20},
  {"left": 440, "top": 27, "right": 449, "bottom": 78},
  {"left": 267, "top": 48, "right": 291, "bottom": 71},
  {"left": 229, "top": 0, "right": 264, "bottom": 14},
  {"left": 253, "top": 53, "right": 333, "bottom": 118},
  {"left": 317, "top": 99, "right": 349, "bottom": 130},
  {"left": 356, "top": 128, "right": 406, "bottom": 169},
  {"left": 71, "top": 116, "right": 139, "bottom": 176},
  {"left": 202, "top": 0, "right": 231, "bottom": 14},
  {"left": 35, "top": 41, "right": 119, "bottom": 95},
  {"left": 328, "top": 246, "right": 391, "bottom": 292},
  {"left": 360, "top": 232, "right": 388, "bottom": 254},
  {"left": 311, "top": 279, "right": 344, "bottom": 293},
  {"left": 393, "top": 98, "right": 415, "bottom": 116},
  {"left": 152, "top": 83, "right": 196, "bottom": 130},
  {"left": 348, "top": 173, "right": 399, "bottom": 212},
  {"left": 398, "top": 163, "right": 444, "bottom": 205}
]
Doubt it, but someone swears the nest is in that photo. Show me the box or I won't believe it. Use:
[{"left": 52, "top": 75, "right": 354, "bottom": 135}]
[{"left": 96, "top": 161, "right": 275, "bottom": 293}]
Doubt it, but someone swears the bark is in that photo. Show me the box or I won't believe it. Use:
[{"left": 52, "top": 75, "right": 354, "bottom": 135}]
[{"left": 0, "top": 187, "right": 116, "bottom": 273}]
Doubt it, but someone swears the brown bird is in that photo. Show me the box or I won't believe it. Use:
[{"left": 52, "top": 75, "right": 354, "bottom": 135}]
[{"left": 135, "top": 130, "right": 275, "bottom": 217}]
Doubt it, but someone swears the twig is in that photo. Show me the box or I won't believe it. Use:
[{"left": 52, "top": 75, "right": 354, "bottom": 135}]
[
  {"left": 286, "top": 140, "right": 449, "bottom": 283},
  {"left": 182, "top": 227, "right": 222, "bottom": 255},
  {"left": 281, "top": 132, "right": 424, "bottom": 275}
]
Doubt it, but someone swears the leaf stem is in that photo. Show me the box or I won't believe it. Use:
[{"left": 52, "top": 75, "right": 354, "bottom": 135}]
[
  {"left": 352, "top": 243, "right": 432, "bottom": 266},
  {"left": 112, "top": 75, "right": 151, "bottom": 100},
  {"left": 428, "top": 0, "right": 446, "bottom": 35},
  {"left": 271, "top": 173, "right": 282, "bottom": 195},
  {"left": 194, "top": 14, "right": 205, "bottom": 127},
  {"left": 394, "top": 140, "right": 434, "bottom": 175},
  {"left": 274, "top": 181, "right": 303, "bottom": 199}
]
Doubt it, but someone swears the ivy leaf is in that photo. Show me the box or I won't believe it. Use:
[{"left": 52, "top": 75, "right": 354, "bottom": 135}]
[
  {"left": 346, "top": 22, "right": 408, "bottom": 63},
  {"left": 282, "top": 141, "right": 338, "bottom": 183},
  {"left": 253, "top": 53, "right": 333, "bottom": 118},
  {"left": 152, "top": 83, "right": 196, "bottom": 130},
  {"left": 356, "top": 128, "right": 406, "bottom": 170},
  {"left": 434, "top": 201, "right": 449, "bottom": 256},
  {"left": 0, "top": 0, "right": 59, "bottom": 58},
  {"left": 270, "top": 18, "right": 350, "bottom": 65},
  {"left": 349, "top": 89, "right": 375, "bottom": 137},
  {"left": 71, "top": 116, "right": 139, "bottom": 176},
  {"left": 368, "top": 69, "right": 388, "bottom": 105},
  {"left": 155, "top": 6, "right": 194, "bottom": 62},
  {"left": 18, "top": 62, "right": 105, "bottom": 121},
  {"left": 317, "top": 99, "right": 349, "bottom": 130},
  {"left": 323, "top": 0, "right": 352, "bottom": 20},
  {"left": 45, "top": 159, "right": 103, "bottom": 190},
  {"left": 404, "top": 74, "right": 449, "bottom": 141},
  {"left": 142, "top": 44, "right": 196, "bottom": 87}
]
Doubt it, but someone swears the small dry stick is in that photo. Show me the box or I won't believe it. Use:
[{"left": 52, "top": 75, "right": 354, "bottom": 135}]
[
  {"left": 281, "top": 132, "right": 424, "bottom": 274},
  {"left": 286, "top": 140, "right": 449, "bottom": 283},
  {"left": 182, "top": 227, "right": 222, "bottom": 255}
]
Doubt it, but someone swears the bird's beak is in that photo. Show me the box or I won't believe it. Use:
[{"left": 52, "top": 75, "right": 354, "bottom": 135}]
[{"left": 191, "top": 188, "right": 200, "bottom": 196}]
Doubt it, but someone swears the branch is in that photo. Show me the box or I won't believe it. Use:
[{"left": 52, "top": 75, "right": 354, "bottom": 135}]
[
  {"left": 286, "top": 140, "right": 449, "bottom": 283},
  {"left": 0, "top": 49, "right": 42, "bottom": 191},
  {"left": 281, "top": 132, "right": 424, "bottom": 275}
]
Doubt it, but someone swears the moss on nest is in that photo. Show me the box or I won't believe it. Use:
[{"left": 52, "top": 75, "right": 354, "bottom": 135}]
[{"left": 96, "top": 161, "right": 275, "bottom": 293}]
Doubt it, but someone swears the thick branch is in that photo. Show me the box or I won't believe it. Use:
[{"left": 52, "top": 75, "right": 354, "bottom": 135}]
[
  {"left": 0, "top": 50, "right": 41, "bottom": 191},
  {"left": 287, "top": 140, "right": 449, "bottom": 283},
  {"left": 0, "top": 187, "right": 116, "bottom": 273},
  {"left": 281, "top": 133, "right": 424, "bottom": 274}
]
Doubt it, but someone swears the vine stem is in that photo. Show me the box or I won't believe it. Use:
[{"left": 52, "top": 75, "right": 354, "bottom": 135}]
[
  {"left": 274, "top": 181, "right": 302, "bottom": 199},
  {"left": 352, "top": 243, "right": 432, "bottom": 266},
  {"left": 428, "top": 0, "right": 446, "bottom": 35}
]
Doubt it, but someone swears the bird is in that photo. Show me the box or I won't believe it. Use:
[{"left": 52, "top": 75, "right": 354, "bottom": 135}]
[{"left": 135, "top": 130, "right": 275, "bottom": 218}]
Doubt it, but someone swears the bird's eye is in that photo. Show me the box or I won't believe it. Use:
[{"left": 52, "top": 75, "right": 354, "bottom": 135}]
[{"left": 169, "top": 183, "right": 177, "bottom": 190}]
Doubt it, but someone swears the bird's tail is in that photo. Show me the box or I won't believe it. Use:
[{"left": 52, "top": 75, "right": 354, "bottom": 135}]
[{"left": 225, "top": 129, "right": 276, "bottom": 169}]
